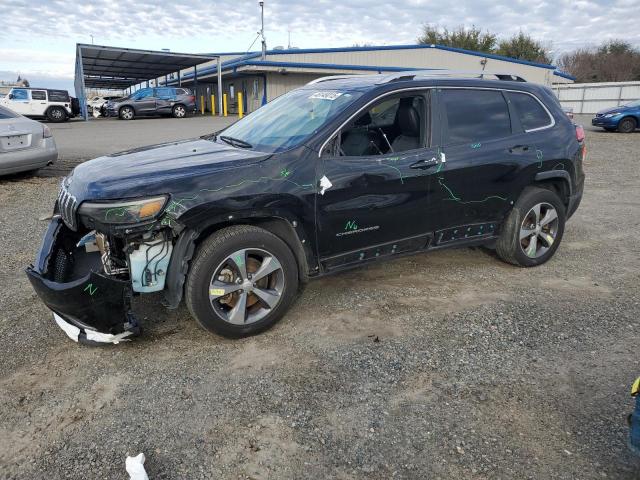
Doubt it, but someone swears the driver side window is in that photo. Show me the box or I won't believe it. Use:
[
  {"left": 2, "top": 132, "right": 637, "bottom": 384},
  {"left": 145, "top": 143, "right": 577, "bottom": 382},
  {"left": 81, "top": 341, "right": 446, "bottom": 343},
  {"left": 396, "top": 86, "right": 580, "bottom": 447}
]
[{"left": 338, "top": 94, "right": 426, "bottom": 157}]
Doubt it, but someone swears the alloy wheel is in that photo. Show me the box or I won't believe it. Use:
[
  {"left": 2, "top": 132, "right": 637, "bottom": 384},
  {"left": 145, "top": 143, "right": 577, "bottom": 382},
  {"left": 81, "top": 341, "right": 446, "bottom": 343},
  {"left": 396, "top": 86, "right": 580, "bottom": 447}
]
[
  {"left": 174, "top": 105, "right": 185, "bottom": 118},
  {"left": 122, "top": 108, "right": 133, "bottom": 120},
  {"left": 209, "top": 248, "right": 285, "bottom": 325},
  {"left": 519, "top": 202, "right": 559, "bottom": 258}
]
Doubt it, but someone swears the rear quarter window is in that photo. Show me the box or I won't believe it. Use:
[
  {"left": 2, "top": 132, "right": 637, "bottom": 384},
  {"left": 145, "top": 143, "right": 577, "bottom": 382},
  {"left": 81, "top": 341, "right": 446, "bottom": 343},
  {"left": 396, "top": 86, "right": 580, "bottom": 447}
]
[
  {"left": 441, "top": 89, "right": 511, "bottom": 145},
  {"left": 0, "top": 106, "right": 19, "bottom": 118},
  {"left": 47, "top": 90, "right": 69, "bottom": 102},
  {"left": 506, "top": 92, "right": 553, "bottom": 131}
]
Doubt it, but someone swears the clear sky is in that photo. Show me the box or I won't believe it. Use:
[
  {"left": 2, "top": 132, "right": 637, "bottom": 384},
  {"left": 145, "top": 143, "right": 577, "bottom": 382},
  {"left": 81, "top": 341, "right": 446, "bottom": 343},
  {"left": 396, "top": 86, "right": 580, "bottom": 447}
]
[{"left": 2, "top": 0, "right": 639, "bottom": 94}]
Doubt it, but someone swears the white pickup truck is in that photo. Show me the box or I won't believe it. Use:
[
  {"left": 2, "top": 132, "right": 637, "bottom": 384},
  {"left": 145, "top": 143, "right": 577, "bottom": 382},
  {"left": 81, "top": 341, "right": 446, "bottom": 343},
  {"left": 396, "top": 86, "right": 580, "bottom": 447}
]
[{"left": 1, "top": 87, "right": 74, "bottom": 122}]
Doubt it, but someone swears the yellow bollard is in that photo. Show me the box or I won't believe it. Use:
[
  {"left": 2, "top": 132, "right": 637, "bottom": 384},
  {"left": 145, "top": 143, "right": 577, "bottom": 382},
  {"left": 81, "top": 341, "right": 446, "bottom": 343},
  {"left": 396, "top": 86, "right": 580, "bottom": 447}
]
[
  {"left": 238, "top": 92, "right": 244, "bottom": 119},
  {"left": 200, "top": 95, "right": 204, "bottom": 115},
  {"left": 211, "top": 95, "right": 215, "bottom": 115},
  {"left": 223, "top": 94, "right": 228, "bottom": 117}
]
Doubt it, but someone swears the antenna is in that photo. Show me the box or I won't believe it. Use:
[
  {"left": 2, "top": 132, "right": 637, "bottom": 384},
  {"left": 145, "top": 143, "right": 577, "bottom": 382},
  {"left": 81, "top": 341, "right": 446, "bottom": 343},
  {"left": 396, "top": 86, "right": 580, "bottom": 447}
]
[
  {"left": 288, "top": 28, "right": 291, "bottom": 49},
  {"left": 259, "top": 1, "right": 266, "bottom": 60}
]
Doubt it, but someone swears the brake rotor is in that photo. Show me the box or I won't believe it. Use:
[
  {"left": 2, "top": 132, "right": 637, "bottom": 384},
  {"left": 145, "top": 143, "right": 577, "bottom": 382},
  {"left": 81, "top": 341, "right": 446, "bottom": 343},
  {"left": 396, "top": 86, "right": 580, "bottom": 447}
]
[{"left": 218, "top": 256, "right": 268, "bottom": 308}]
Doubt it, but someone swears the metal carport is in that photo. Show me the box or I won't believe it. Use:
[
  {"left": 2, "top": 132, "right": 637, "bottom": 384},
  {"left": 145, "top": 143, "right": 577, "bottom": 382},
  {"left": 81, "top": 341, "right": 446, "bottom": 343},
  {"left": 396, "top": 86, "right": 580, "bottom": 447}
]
[{"left": 74, "top": 43, "right": 222, "bottom": 119}]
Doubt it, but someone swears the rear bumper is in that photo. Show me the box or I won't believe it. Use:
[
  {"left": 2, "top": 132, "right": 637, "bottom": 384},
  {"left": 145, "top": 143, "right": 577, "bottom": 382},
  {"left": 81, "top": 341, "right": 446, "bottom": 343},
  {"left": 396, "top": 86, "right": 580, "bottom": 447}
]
[
  {"left": 567, "top": 174, "right": 584, "bottom": 219},
  {"left": 25, "top": 217, "right": 139, "bottom": 345},
  {"left": 0, "top": 138, "right": 57, "bottom": 175}
]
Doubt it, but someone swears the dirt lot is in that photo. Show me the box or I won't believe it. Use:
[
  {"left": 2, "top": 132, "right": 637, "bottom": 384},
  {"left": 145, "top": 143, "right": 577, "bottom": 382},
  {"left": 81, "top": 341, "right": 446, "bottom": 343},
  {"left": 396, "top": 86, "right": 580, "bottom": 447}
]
[{"left": 0, "top": 117, "right": 639, "bottom": 479}]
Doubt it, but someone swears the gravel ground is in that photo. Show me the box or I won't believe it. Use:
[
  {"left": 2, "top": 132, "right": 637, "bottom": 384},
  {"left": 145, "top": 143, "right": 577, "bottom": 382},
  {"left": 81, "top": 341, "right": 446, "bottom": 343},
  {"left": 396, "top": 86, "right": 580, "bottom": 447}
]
[{"left": 0, "top": 116, "right": 639, "bottom": 479}]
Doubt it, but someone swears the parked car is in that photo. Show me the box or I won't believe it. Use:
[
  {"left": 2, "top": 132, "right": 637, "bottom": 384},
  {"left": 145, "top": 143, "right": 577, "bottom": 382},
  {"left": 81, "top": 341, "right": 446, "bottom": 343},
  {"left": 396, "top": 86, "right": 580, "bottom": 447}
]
[
  {"left": 0, "top": 105, "right": 57, "bottom": 175},
  {"left": 592, "top": 100, "right": 640, "bottom": 133},
  {"left": 26, "top": 72, "right": 586, "bottom": 344},
  {"left": 87, "top": 95, "right": 121, "bottom": 117},
  {"left": 630, "top": 377, "right": 640, "bottom": 457},
  {"left": 0, "top": 87, "right": 74, "bottom": 123},
  {"left": 104, "top": 87, "right": 195, "bottom": 120}
]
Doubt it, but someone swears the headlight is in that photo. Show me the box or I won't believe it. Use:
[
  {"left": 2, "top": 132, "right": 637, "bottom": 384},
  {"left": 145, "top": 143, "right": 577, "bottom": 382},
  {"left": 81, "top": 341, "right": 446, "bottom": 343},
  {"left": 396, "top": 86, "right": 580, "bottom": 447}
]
[
  {"left": 78, "top": 195, "right": 168, "bottom": 224},
  {"left": 604, "top": 112, "right": 621, "bottom": 117}
]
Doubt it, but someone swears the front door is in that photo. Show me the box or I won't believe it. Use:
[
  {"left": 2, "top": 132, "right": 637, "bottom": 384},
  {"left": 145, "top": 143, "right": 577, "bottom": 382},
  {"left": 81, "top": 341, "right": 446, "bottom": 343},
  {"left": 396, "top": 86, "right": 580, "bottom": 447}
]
[
  {"left": 316, "top": 90, "right": 439, "bottom": 269},
  {"left": 6, "top": 88, "right": 31, "bottom": 115},
  {"left": 133, "top": 88, "right": 156, "bottom": 115}
]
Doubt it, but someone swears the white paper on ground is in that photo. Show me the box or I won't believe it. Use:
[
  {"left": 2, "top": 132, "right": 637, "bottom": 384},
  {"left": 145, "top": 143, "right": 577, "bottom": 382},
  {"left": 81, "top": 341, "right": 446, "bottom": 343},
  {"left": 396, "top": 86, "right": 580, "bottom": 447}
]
[
  {"left": 126, "top": 453, "right": 149, "bottom": 480},
  {"left": 53, "top": 313, "right": 80, "bottom": 342},
  {"left": 84, "top": 328, "right": 134, "bottom": 345}
]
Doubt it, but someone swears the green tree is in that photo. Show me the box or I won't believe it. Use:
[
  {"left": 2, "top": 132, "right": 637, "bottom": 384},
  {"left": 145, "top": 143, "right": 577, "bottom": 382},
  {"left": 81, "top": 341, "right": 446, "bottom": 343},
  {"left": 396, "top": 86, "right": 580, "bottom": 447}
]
[
  {"left": 496, "top": 32, "right": 552, "bottom": 64},
  {"left": 417, "top": 25, "right": 497, "bottom": 54}
]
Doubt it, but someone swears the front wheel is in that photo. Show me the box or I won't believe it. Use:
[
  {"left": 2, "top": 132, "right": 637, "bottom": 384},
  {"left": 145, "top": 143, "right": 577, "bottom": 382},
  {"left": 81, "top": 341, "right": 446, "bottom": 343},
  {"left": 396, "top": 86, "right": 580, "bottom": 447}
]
[
  {"left": 119, "top": 106, "right": 135, "bottom": 120},
  {"left": 618, "top": 117, "right": 637, "bottom": 133},
  {"left": 185, "top": 225, "right": 299, "bottom": 338},
  {"left": 172, "top": 104, "right": 186, "bottom": 118},
  {"left": 496, "top": 187, "right": 566, "bottom": 267}
]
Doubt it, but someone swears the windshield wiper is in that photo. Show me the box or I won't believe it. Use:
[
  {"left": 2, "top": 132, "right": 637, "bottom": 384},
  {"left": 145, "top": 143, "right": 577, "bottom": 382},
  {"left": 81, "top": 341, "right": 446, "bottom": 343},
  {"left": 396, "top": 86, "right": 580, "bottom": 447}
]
[{"left": 219, "top": 135, "right": 253, "bottom": 149}]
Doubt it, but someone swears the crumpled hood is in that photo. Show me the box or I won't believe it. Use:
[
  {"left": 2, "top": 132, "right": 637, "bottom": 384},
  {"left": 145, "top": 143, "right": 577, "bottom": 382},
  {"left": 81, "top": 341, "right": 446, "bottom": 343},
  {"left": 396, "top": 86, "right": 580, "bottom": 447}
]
[{"left": 67, "top": 138, "right": 269, "bottom": 201}]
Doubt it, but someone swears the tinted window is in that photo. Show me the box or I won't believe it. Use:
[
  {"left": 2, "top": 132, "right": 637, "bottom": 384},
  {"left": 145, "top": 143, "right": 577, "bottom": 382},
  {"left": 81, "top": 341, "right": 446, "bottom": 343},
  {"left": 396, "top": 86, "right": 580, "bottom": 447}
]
[
  {"left": 0, "top": 106, "right": 18, "bottom": 118},
  {"left": 132, "top": 88, "right": 154, "bottom": 100},
  {"left": 507, "top": 92, "right": 552, "bottom": 131},
  {"left": 11, "top": 89, "right": 28, "bottom": 100},
  {"left": 442, "top": 89, "right": 511, "bottom": 144},
  {"left": 47, "top": 90, "right": 69, "bottom": 102},
  {"left": 31, "top": 90, "right": 46, "bottom": 100},
  {"left": 154, "top": 88, "right": 175, "bottom": 99}
]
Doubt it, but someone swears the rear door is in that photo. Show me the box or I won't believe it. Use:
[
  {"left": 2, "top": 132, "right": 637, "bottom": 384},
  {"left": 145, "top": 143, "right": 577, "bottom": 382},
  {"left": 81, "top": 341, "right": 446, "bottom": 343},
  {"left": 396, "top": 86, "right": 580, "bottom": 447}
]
[
  {"left": 316, "top": 90, "right": 440, "bottom": 268},
  {"left": 431, "top": 88, "right": 527, "bottom": 235},
  {"left": 29, "top": 90, "right": 48, "bottom": 116},
  {"left": 154, "top": 88, "right": 176, "bottom": 113}
]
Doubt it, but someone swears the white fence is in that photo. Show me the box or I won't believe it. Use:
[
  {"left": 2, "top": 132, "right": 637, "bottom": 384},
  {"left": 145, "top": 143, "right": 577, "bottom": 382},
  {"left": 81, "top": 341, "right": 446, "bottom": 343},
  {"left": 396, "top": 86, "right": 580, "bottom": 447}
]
[{"left": 554, "top": 81, "right": 640, "bottom": 114}]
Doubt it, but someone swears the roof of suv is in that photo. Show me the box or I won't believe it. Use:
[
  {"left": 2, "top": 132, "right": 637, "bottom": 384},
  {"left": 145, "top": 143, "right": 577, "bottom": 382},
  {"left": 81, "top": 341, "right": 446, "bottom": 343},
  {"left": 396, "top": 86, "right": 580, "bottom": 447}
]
[{"left": 300, "top": 72, "right": 547, "bottom": 95}]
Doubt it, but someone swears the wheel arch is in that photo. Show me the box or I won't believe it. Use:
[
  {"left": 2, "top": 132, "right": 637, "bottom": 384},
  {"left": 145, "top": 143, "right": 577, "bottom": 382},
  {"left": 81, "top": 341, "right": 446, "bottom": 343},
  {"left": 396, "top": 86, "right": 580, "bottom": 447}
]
[
  {"left": 163, "top": 213, "right": 314, "bottom": 309},
  {"left": 533, "top": 170, "right": 572, "bottom": 208}
]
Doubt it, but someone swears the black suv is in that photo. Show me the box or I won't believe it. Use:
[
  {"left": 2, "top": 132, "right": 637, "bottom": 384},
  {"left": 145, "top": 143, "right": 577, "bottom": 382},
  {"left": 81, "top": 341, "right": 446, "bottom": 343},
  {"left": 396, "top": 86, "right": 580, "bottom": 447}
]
[
  {"left": 26, "top": 72, "right": 585, "bottom": 344},
  {"left": 105, "top": 87, "right": 196, "bottom": 120}
]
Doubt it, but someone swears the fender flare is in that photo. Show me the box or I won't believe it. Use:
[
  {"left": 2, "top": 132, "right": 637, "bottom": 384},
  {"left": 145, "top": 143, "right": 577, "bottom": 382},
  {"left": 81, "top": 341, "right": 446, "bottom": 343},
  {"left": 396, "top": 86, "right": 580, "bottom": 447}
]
[{"left": 534, "top": 170, "right": 572, "bottom": 197}]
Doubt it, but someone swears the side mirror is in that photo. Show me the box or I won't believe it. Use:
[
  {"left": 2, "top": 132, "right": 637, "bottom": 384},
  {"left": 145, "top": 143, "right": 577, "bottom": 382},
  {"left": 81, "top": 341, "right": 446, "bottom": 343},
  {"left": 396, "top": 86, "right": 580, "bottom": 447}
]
[{"left": 8, "top": 94, "right": 14, "bottom": 99}]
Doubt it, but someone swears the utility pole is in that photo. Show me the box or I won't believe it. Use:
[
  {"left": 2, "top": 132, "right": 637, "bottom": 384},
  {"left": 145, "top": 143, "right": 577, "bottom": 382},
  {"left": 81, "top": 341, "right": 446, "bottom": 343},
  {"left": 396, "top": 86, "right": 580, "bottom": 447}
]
[
  {"left": 259, "top": 1, "right": 266, "bottom": 60},
  {"left": 90, "top": 34, "right": 94, "bottom": 44}
]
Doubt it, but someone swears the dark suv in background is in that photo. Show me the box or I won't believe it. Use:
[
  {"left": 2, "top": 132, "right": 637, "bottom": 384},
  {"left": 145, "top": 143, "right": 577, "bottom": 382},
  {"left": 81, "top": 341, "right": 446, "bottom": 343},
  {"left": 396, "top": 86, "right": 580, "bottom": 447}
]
[
  {"left": 27, "top": 71, "right": 585, "bottom": 344},
  {"left": 105, "top": 87, "right": 196, "bottom": 120}
]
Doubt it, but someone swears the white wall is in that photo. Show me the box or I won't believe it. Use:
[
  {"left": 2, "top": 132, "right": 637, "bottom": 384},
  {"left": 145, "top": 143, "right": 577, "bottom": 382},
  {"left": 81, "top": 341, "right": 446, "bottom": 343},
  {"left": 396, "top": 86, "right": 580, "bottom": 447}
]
[{"left": 554, "top": 81, "right": 640, "bottom": 113}]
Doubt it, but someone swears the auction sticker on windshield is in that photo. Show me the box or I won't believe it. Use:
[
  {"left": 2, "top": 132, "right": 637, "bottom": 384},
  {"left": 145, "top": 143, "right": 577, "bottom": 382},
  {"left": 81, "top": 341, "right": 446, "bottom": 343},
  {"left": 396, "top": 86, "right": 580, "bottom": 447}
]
[{"left": 309, "top": 91, "right": 343, "bottom": 100}]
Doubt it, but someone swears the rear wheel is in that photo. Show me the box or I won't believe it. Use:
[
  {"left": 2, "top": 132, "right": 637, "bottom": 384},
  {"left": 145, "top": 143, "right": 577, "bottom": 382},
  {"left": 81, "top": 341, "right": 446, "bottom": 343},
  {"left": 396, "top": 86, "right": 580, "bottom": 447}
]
[
  {"left": 46, "top": 106, "right": 67, "bottom": 123},
  {"left": 172, "top": 104, "right": 186, "bottom": 118},
  {"left": 185, "top": 225, "right": 299, "bottom": 338},
  {"left": 119, "top": 106, "right": 135, "bottom": 120},
  {"left": 618, "top": 117, "right": 637, "bottom": 133},
  {"left": 496, "top": 187, "right": 566, "bottom": 267}
]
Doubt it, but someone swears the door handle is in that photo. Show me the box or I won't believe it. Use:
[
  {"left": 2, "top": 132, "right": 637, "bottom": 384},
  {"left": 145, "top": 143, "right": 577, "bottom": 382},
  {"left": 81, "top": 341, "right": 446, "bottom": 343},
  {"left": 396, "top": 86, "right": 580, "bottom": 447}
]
[
  {"left": 410, "top": 157, "right": 439, "bottom": 169},
  {"left": 509, "top": 145, "right": 530, "bottom": 153}
]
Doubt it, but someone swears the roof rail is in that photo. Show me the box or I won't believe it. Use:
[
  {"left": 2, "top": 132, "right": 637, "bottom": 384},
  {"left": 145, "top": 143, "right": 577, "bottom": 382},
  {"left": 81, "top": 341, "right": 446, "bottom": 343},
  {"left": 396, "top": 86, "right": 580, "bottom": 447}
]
[
  {"left": 376, "top": 70, "right": 527, "bottom": 84},
  {"left": 305, "top": 74, "right": 364, "bottom": 85}
]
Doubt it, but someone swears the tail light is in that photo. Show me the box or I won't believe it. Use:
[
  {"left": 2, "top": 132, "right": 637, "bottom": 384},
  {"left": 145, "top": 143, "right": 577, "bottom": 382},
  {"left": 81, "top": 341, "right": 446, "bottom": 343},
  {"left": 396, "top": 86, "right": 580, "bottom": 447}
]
[
  {"left": 43, "top": 125, "right": 52, "bottom": 138},
  {"left": 189, "top": 96, "right": 195, "bottom": 102},
  {"left": 575, "top": 125, "right": 585, "bottom": 142}
]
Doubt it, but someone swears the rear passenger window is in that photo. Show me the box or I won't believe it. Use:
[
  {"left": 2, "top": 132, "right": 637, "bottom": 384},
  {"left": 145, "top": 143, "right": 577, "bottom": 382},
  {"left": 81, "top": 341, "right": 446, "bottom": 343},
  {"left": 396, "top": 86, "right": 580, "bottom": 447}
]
[
  {"left": 441, "top": 89, "right": 511, "bottom": 145},
  {"left": 31, "top": 90, "right": 46, "bottom": 100},
  {"left": 506, "top": 92, "right": 552, "bottom": 131}
]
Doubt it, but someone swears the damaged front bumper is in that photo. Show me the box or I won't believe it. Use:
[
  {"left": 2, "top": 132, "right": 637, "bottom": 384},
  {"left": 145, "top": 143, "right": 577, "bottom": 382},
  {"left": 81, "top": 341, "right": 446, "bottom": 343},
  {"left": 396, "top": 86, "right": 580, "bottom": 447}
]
[{"left": 25, "top": 217, "right": 140, "bottom": 345}]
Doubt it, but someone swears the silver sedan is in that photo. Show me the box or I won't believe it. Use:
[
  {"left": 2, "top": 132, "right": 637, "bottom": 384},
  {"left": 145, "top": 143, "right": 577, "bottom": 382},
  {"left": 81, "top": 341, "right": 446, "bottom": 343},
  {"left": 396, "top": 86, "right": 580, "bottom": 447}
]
[{"left": 0, "top": 105, "right": 57, "bottom": 175}]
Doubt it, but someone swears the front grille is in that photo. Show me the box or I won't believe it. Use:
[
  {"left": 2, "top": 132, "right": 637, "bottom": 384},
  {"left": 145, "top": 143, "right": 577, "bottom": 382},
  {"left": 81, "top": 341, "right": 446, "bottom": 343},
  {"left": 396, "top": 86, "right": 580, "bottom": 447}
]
[{"left": 57, "top": 182, "right": 78, "bottom": 231}]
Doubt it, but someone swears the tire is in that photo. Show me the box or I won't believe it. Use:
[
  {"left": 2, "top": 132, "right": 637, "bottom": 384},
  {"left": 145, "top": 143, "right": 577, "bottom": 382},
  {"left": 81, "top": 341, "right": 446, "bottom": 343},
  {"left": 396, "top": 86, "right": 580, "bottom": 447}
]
[
  {"left": 496, "top": 187, "right": 566, "bottom": 267},
  {"left": 185, "top": 225, "right": 299, "bottom": 338},
  {"left": 119, "top": 106, "right": 135, "bottom": 120},
  {"left": 617, "top": 117, "right": 637, "bottom": 133},
  {"left": 46, "top": 106, "right": 67, "bottom": 123},
  {"left": 172, "top": 104, "right": 187, "bottom": 118}
]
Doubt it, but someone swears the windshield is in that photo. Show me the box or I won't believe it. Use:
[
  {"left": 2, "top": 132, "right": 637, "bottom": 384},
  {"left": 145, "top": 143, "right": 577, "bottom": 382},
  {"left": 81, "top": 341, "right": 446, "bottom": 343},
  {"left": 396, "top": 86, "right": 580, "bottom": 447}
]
[
  {"left": 624, "top": 100, "right": 640, "bottom": 108},
  {"left": 216, "top": 88, "right": 363, "bottom": 153}
]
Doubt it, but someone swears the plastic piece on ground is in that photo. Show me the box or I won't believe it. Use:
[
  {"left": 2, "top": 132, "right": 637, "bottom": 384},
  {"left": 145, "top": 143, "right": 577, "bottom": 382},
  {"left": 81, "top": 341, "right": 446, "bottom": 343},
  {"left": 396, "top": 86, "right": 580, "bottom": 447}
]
[{"left": 126, "top": 453, "right": 149, "bottom": 480}]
